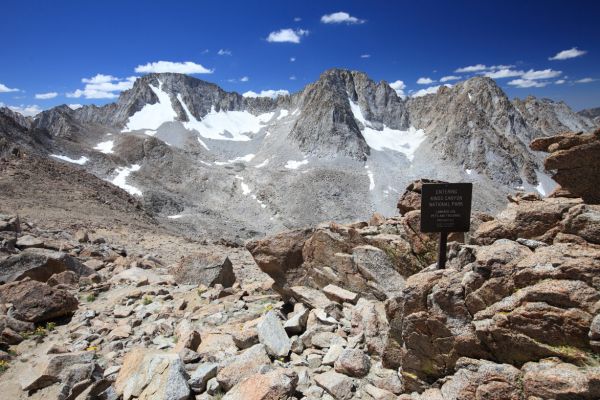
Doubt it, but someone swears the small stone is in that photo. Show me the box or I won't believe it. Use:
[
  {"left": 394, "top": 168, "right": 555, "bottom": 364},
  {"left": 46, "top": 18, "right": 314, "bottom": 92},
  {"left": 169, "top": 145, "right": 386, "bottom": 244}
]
[
  {"left": 257, "top": 311, "right": 291, "bottom": 358},
  {"left": 206, "top": 377, "right": 220, "bottom": 395},
  {"left": 188, "top": 362, "right": 218, "bottom": 393},
  {"left": 364, "top": 384, "right": 397, "bottom": 400},
  {"left": 323, "top": 284, "right": 359, "bottom": 304},
  {"left": 334, "top": 348, "right": 371, "bottom": 377},
  {"left": 16, "top": 235, "right": 44, "bottom": 249},
  {"left": 307, "top": 353, "right": 322, "bottom": 369},
  {"left": 284, "top": 307, "right": 309, "bottom": 335},
  {"left": 314, "top": 370, "right": 354, "bottom": 400},
  {"left": 113, "top": 305, "right": 134, "bottom": 318},
  {"left": 76, "top": 230, "right": 89, "bottom": 243},
  {"left": 322, "top": 344, "right": 344, "bottom": 366}
]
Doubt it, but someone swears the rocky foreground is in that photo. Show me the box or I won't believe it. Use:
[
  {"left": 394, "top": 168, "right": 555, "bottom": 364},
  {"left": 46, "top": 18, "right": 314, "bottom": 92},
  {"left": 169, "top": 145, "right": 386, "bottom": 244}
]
[{"left": 0, "top": 130, "right": 599, "bottom": 400}]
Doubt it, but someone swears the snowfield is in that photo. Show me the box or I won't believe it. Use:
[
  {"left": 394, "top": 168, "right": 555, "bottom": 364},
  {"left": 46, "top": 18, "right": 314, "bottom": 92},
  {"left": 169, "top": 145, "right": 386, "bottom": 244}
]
[
  {"left": 349, "top": 99, "right": 426, "bottom": 161},
  {"left": 285, "top": 160, "right": 309, "bottom": 169},
  {"left": 124, "top": 80, "right": 177, "bottom": 131},
  {"left": 51, "top": 155, "right": 89, "bottom": 165},
  {"left": 112, "top": 164, "right": 142, "bottom": 196},
  {"left": 94, "top": 140, "right": 114, "bottom": 154}
]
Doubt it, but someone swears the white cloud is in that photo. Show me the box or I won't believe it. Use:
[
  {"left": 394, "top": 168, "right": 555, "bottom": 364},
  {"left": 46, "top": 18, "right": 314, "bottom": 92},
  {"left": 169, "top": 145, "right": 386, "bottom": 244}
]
[
  {"left": 294, "top": 17, "right": 302, "bottom": 22},
  {"left": 389, "top": 80, "right": 406, "bottom": 97},
  {"left": 440, "top": 75, "right": 461, "bottom": 82},
  {"left": 508, "top": 79, "right": 548, "bottom": 88},
  {"left": 412, "top": 84, "right": 452, "bottom": 98},
  {"left": 289, "top": 75, "right": 297, "bottom": 80},
  {"left": 266, "top": 28, "right": 309, "bottom": 43},
  {"left": 360, "top": 54, "right": 371, "bottom": 58},
  {"left": 242, "top": 89, "right": 289, "bottom": 99},
  {"left": 521, "top": 69, "right": 562, "bottom": 80},
  {"left": 484, "top": 68, "right": 524, "bottom": 79},
  {"left": 240, "top": 76, "right": 249, "bottom": 82},
  {"left": 35, "top": 92, "right": 58, "bottom": 100},
  {"left": 0, "top": 83, "right": 19, "bottom": 93},
  {"left": 67, "top": 74, "right": 137, "bottom": 99},
  {"left": 575, "top": 77, "right": 595, "bottom": 83},
  {"left": 455, "top": 64, "right": 488, "bottom": 73},
  {"left": 417, "top": 77, "right": 435, "bottom": 85},
  {"left": 549, "top": 47, "right": 587, "bottom": 60},
  {"left": 68, "top": 104, "right": 83, "bottom": 110},
  {"left": 554, "top": 79, "right": 566, "bottom": 85},
  {"left": 290, "top": 57, "right": 296, "bottom": 62},
  {"left": 321, "top": 11, "right": 365, "bottom": 24},
  {"left": 134, "top": 61, "right": 213, "bottom": 74},
  {"left": 8, "top": 104, "right": 43, "bottom": 116},
  {"left": 217, "top": 49, "right": 232, "bottom": 56}
]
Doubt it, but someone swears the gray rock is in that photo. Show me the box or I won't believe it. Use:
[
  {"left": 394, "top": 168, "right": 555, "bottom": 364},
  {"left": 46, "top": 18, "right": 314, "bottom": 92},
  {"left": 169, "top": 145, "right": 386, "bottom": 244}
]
[
  {"left": 188, "top": 362, "right": 218, "bottom": 393},
  {"left": 322, "top": 344, "right": 344, "bottom": 366},
  {"left": 314, "top": 370, "right": 354, "bottom": 400},
  {"left": 257, "top": 311, "right": 291, "bottom": 357},
  {"left": 15, "top": 235, "right": 44, "bottom": 249},
  {"left": 323, "top": 284, "right": 359, "bottom": 304},
  {"left": 284, "top": 307, "right": 309, "bottom": 335},
  {"left": 334, "top": 348, "right": 371, "bottom": 377},
  {"left": 0, "top": 248, "right": 93, "bottom": 284},
  {"left": 169, "top": 252, "right": 235, "bottom": 287}
]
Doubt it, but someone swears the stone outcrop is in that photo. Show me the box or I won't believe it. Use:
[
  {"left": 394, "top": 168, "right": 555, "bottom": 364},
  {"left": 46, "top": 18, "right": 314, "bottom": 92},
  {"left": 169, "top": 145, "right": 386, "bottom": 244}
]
[{"left": 531, "top": 129, "right": 600, "bottom": 204}]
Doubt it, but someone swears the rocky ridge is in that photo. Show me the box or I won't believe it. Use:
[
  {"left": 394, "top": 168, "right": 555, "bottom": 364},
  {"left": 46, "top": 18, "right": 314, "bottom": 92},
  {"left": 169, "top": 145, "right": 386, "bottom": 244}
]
[{"left": 1, "top": 130, "right": 599, "bottom": 399}]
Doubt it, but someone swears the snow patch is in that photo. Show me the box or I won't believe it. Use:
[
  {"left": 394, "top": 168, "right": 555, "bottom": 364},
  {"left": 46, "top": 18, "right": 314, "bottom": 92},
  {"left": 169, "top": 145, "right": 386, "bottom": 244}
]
[
  {"left": 254, "top": 159, "right": 270, "bottom": 168},
  {"left": 167, "top": 214, "right": 183, "bottom": 219},
  {"left": 94, "top": 140, "right": 114, "bottom": 154},
  {"left": 215, "top": 154, "right": 255, "bottom": 166},
  {"left": 535, "top": 170, "right": 557, "bottom": 197},
  {"left": 112, "top": 164, "right": 142, "bottom": 196},
  {"left": 468, "top": 93, "right": 474, "bottom": 102},
  {"left": 349, "top": 99, "right": 425, "bottom": 161},
  {"left": 465, "top": 169, "right": 473, "bottom": 175},
  {"left": 144, "top": 130, "right": 157, "bottom": 136},
  {"left": 51, "top": 155, "right": 88, "bottom": 165},
  {"left": 277, "top": 110, "right": 289, "bottom": 120},
  {"left": 365, "top": 165, "right": 375, "bottom": 191},
  {"left": 285, "top": 159, "right": 309, "bottom": 169},
  {"left": 197, "top": 137, "right": 210, "bottom": 151},
  {"left": 123, "top": 80, "right": 177, "bottom": 131},
  {"left": 178, "top": 93, "right": 273, "bottom": 141}
]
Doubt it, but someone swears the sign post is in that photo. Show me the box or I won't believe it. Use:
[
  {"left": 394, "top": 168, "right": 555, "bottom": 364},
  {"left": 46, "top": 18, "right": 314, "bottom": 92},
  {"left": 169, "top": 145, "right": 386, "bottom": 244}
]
[{"left": 420, "top": 183, "right": 472, "bottom": 269}]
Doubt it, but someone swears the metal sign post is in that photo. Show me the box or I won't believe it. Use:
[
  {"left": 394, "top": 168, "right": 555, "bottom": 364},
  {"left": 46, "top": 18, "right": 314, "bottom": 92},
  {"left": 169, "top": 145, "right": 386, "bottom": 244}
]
[{"left": 420, "top": 183, "right": 473, "bottom": 269}]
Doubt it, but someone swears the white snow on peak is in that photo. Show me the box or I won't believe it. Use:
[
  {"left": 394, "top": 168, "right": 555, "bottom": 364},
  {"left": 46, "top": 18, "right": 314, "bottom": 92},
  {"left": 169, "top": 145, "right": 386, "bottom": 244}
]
[
  {"left": 215, "top": 154, "right": 255, "bottom": 166},
  {"left": 94, "top": 140, "right": 114, "bottom": 154},
  {"left": 254, "top": 159, "right": 270, "bottom": 168},
  {"left": 123, "top": 80, "right": 177, "bottom": 132},
  {"left": 167, "top": 214, "right": 183, "bottom": 219},
  {"left": 178, "top": 93, "right": 273, "bottom": 141},
  {"left": 285, "top": 159, "right": 309, "bottom": 169},
  {"left": 144, "top": 130, "right": 157, "bottom": 137},
  {"left": 112, "top": 164, "right": 142, "bottom": 196},
  {"left": 349, "top": 98, "right": 426, "bottom": 161},
  {"left": 365, "top": 165, "right": 375, "bottom": 191},
  {"left": 51, "top": 154, "right": 89, "bottom": 165},
  {"left": 277, "top": 110, "right": 289, "bottom": 120}
]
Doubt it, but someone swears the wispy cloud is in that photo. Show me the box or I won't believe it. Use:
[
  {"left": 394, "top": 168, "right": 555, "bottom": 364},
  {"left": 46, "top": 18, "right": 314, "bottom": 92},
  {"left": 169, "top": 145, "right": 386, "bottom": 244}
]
[
  {"left": 289, "top": 75, "right": 297, "bottom": 81},
  {"left": 417, "top": 77, "right": 435, "bottom": 85},
  {"left": 508, "top": 79, "right": 548, "bottom": 88},
  {"left": 549, "top": 47, "right": 587, "bottom": 60},
  {"left": 240, "top": 76, "right": 249, "bottom": 82},
  {"left": 321, "top": 11, "right": 365, "bottom": 24},
  {"left": 521, "top": 69, "right": 562, "bottom": 80},
  {"left": 134, "top": 61, "right": 213, "bottom": 74},
  {"left": 242, "top": 89, "right": 289, "bottom": 99},
  {"left": 575, "top": 77, "right": 595, "bottom": 83},
  {"left": 35, "top": 92, "right": 58, "bottom": 100},
  {"left": 455, "top": 64, "right": 488, "bottom": 73},
  {"left": 360, "top": 54, "right": 371, "bottom": 59},
  {"left": 67, "top": 74, "right": 137, "bottom": 99},
  {"left": 294, "top": 17, "right": 302, "bottom": 22},
  {"left": 217, "top": 49, "right": 232, "bottom": 56},
  {"left": 554, "top": 79, "right": 566, "bottom": 85},
  {"left": 290, "top": 57, "right": 296, "bottom": 62},
  {"left": 0, "top": 83, "right": 19, "bottom": 93},
  {"left": 484, "top": 68, "right": 523, "bottom": 79},
  {"left": 389, "top": 80, "right": 406, "bottom": 97},
  {"left": 440, "top": 75, "right": 461, "bottom": 82},
  {"left": 266, "top": 28, "right": 309, "bottom": 43}
]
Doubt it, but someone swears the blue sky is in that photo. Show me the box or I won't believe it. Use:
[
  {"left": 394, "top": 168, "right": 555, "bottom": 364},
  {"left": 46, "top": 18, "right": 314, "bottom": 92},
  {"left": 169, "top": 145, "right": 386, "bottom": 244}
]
[{"left": 1, "top": 0, "right": 599, "bottom": 115}]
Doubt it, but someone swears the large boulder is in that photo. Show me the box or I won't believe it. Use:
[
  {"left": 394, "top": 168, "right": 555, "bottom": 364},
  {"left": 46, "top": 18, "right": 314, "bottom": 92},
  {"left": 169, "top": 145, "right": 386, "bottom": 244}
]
[
  {"left": 0, "top": 248, "right": 94, "bottom": 284},
  {"left": 170, "top": 251, "right": 235, "bottom": 287},
  {"left": 216, "top": 344, "right": 272, "bottom": 391},
  {"left": 257, "top": 311, "right": 291, "bottom": 357},
  {"left": 115, "top": 348, "right": 190, "bottom": 400},
  {"left": 531, "top": 129, "right": 600, "bottom": 204},
  {"left": 0, "top": 279, "right": 78, "bottom": 322}
]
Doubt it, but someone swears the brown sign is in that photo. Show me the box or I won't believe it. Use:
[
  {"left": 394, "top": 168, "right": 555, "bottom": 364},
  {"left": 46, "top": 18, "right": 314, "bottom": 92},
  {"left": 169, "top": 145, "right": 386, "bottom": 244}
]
[{"left": 420, "top": 183, "right": 472, "bottom": 233}]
